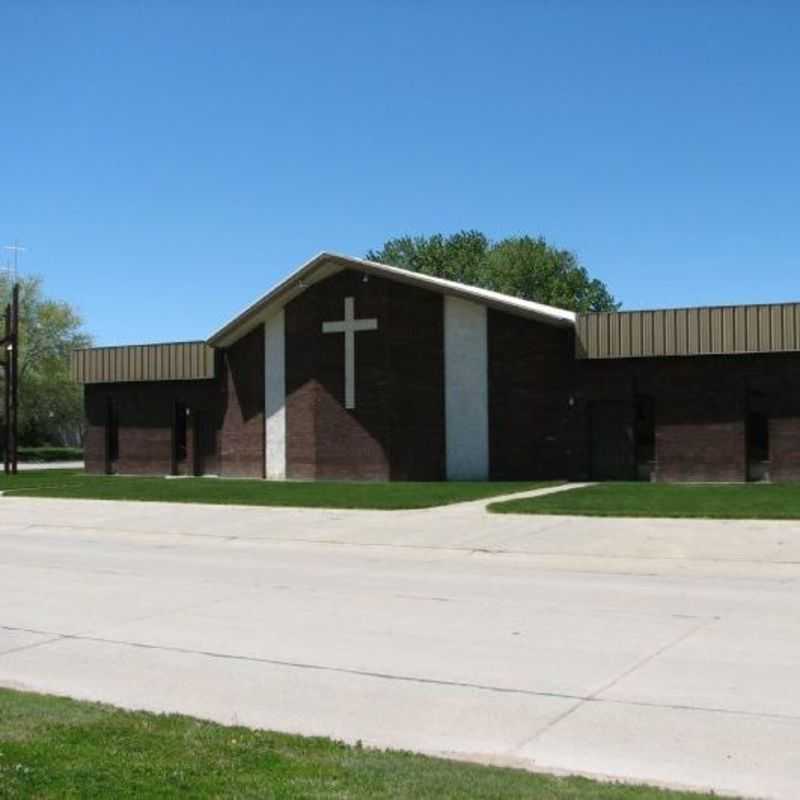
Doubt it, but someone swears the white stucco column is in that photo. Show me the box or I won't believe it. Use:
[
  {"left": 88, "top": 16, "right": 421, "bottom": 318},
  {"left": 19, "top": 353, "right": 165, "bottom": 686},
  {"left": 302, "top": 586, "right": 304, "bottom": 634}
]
[
  {"left": 444, "top": 296, "right": 489, "bottom": 480},
  {"left": 264, "top": 310, "right": 286, "bottom": 479}
]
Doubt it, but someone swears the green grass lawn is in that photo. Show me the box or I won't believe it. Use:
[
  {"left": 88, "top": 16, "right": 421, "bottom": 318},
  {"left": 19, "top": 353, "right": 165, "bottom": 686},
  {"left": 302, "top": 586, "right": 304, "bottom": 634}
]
[
  {"left": 489, "top": 481, "right": 800, "bottom": 519},
  {"left": 0, "top": 469, "right": 86, "bottom": 492},
  {"left": 0, "top": 688, "right": 724, "bottom": 799},
  {"left": 0, "top": 470, "right": 551, "bottom": 510}
]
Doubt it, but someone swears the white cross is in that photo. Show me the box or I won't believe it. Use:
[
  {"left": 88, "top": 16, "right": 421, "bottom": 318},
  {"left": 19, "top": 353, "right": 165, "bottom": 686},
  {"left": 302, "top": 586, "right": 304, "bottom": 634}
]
[{"left": 322, "top": 296, "right": 378, "bottom": 410}]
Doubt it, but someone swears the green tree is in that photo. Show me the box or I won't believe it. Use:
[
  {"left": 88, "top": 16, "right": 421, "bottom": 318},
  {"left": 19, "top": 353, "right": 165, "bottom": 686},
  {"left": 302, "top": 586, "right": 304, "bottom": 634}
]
[
  {"left": 0, "top": 275, "right": 92, "bottom": 447},
  {"left": 367, "top": 230, "right": 619, "bottom": 312}
]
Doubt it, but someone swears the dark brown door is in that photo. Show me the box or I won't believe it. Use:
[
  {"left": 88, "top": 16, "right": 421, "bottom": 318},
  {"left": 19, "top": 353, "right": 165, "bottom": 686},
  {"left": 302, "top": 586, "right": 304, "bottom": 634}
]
[
  {"left": 106, "top": 399, "right": 119, "bottom": 475},
  {"left": 634, "top": 394, "right": 656, "bottom": 481},
  {"left": 193, "top": 413, "right": 218, "bottom": 476},
  {"left": 173, "top": 403, "right": 188, "bottom": 475},
  {"left": 746, "top": 408, "right": 770, "bottom": 482},
  {"left": 589, "top": 400, "right": 635, "bottom": 481}
]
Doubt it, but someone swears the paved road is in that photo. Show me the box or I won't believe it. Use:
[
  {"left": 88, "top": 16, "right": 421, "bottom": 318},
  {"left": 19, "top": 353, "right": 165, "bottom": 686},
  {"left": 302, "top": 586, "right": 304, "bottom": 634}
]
[{"left": 1, "top": 489, "right": 799, "bottom": 799}]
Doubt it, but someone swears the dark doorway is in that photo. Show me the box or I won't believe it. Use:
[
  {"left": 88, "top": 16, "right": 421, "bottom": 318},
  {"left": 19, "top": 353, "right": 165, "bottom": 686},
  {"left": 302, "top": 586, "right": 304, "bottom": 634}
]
[
  {"left": 634, "top": 394, "right": 656, "bottom": 481},
  {"left": 106, "top": 399, "right": 119, "bottom": 475},
  {"left": 174, "top": 403, "right": 188, "bottom": 474},
  {"left": 747, "top": 408, "right": 770, "bottom": 482},
  {"left": 193, "top": 413, "right": 218, "bottom": 476},
  {"left": 588, "top": 400, "right": 635, "bottom": 480}
]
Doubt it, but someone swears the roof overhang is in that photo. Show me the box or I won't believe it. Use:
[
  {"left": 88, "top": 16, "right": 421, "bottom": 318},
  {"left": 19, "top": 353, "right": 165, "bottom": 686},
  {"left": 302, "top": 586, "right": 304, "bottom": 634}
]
[{"left": 207, "top": 252, "right": 576, "bottom": 348}]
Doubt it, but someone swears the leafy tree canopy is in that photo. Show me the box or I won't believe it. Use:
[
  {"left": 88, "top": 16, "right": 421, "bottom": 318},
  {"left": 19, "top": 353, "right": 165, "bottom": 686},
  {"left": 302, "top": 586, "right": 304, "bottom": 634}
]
[
  {"left": 0, "top": 275, "right": 92, "bottom": 447},
  {"left": 366, "top": 230, "right": 619, "bottom": 312}
]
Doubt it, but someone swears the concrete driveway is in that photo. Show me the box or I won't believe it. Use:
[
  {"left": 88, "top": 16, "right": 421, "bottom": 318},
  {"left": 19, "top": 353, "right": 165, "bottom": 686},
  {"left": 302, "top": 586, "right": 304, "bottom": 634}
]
[{"left": 1, "top": 490, "right": 799, "bottom": 799}]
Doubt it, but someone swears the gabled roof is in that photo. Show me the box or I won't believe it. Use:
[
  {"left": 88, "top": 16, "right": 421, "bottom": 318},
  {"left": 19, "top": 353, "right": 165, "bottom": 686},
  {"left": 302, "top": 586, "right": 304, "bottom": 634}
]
[{"left": 207, "top": 252, "right": 576, "bottom": 347}]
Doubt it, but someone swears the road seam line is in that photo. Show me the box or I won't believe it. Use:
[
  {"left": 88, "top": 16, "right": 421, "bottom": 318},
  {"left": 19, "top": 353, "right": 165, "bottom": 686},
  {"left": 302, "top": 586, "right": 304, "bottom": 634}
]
[
  {"left": 2, "top": 622, "right": 798, "bottom": 725},
  {"left": 0, "top": 635, "right": 66, "bottom": 660},
  {"left": 510, "top": 617, "right": 721, "bottom": 752},
  {"left": 5, "top": 524, "right": 800, "bottom": 570}
]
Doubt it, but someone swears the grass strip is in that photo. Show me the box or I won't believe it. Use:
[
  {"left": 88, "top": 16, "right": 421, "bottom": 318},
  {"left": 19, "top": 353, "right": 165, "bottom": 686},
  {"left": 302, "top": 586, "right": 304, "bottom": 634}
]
[
  {"left": 489, "top": 481, "right": 800, "bottom": 519},
  {"left": 0, "top": 688, "right": 727, "bottom": 799},
  {"left": 1, "top": 470, "right": 553, "bottom": 510}
]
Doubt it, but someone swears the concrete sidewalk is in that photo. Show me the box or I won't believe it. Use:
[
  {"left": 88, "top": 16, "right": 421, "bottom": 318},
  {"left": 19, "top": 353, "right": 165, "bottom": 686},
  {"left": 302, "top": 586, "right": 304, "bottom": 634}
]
[
  {"left": 16, "top": 461, "right": 83, "bottom": 471},
  {"left": 1, "top": 492, "right": 799, "bottom": 798}
]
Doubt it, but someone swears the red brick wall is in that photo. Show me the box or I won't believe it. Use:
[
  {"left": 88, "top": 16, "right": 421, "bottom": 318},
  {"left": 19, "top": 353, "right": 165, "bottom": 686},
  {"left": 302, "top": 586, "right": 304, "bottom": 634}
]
[
  {"left": 771, "top": 418, "right": 800, "bottom": 481},
  {"left": 488, "top": 311, "right": 582, "bottom": 480},
  {"left": 652, "top": 365, "right": 746, "bottom": 482},
  {"left": 576, "top": 351, "right": 800, "bottom": 482},
  {"left": 83, "top": 395, "right": 107, "bottom": 474},
  {"left": 84, "top": 379, "right": 223, "bottom": 475},
  {"left": 82, "top": 285, "right": 800, "bottom": 484},
  {"left": 83, "top": 330, "right": 267, "bottom": 479},
  {"left": 284, "top": 269, "right": 445, "bottom": 480},
  {"left": 487, "top": 343, "right": 800, "bottom": 483},
  {"left": 750, "top": 358, "right": 800, "bottom": 482},
  {"left": 219, "top": 325, "right": 265, "bottom": 478}
]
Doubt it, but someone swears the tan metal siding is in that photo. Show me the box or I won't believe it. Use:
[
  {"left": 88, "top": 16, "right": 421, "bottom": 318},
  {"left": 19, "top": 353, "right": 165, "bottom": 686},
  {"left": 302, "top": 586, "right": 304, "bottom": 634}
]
[
  {"left": 576, "top": 302, "right": 800, "bottom": 359},
  {"left": 641, "top": 312, "right": 652, "bottom": 357},
  {"left": 585, "top": 314, "right": 595, "bottom": 357},
  {"left": 744, "top": 307, "right": 757, "bottom": 351},
  {"left": 759, "top": 306, "right": 770, "bottom": 350},
  {"left": 785, "top": 305, "right": 797, "bottom": 350},
  {"left": 728, "top": 307, "right": 738, "bottom": 351},
  {"left": 687, "top": 308, "right": 699, "bottom": 355},
  {"left": 629, "top": 311, "right": 641, "bottom": 357},
  {"left": 620, "top": 312, "right": 631, "bottom": 357},
  {"left": 608, "top": 312, "right": 618, "bottom": 358},
  {"left": 792, "top": 305, "right": 800, "bottom": 349},
  {"left": 71, "top": 341, "right": 216, "bottom": 383},
  {"left": 775, "top": 305, "right": 787, "bottom": 350},
  {"left": 169, "top": 343, "right": 179, "bottom": 378}
]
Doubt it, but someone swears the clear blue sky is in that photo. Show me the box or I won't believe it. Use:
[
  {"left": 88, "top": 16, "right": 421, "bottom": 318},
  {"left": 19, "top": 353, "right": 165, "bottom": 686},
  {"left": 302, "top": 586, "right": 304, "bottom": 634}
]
[{"left": 2, "top": 2, "right": 799, "bottom": 345}]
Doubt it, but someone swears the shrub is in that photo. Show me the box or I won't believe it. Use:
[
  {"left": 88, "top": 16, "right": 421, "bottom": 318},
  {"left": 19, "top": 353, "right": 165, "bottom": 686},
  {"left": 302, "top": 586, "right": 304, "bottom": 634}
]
[{"left": 16, "top": 446, "right": 84, "bottom": 463}]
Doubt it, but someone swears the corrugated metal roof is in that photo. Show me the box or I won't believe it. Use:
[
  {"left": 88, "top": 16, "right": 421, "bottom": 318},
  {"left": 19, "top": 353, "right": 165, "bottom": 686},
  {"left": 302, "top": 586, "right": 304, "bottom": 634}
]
[
  {"left": 576, "top": 303, "right": 800, "bottom": 359},
  {"left": 71, "top": 341, "right": 216, "bottom": 384}
]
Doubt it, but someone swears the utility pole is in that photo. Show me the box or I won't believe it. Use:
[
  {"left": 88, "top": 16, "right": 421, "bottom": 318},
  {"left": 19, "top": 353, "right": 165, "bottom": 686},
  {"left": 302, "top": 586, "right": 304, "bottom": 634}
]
[
  {"left": 1, "top": 242, "right": 23, "bottom": 474},
  {"left": 1, "top": 284, "right": 19, "bottom": 475},
  {"left": 3, "top": 242, "right": 25, "bottom": 285},
  {"left": 2, "top": 302, "right": 9, "bottom": 475}
]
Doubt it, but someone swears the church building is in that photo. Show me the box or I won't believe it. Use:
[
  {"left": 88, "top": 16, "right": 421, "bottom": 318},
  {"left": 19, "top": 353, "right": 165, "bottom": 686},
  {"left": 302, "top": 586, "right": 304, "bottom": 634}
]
[{"left": 72, "top": 252, "right": 800, "bottom": 483}]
